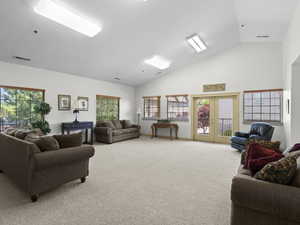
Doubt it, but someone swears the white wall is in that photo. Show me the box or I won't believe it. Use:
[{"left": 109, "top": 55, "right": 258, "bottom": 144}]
[
  {"left": 283, "top": 1, "right": 300, "bottom": 147},
  {"left": 0, "top": 61, "right": 136, "bottom": 133},
  {"left": 136, "top": 43, "right": 285, "bottom": 146}
]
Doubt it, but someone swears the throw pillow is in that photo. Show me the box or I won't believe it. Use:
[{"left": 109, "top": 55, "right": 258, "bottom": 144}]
[
  {"left": 248, "top": 139, "right": 281, "bottom": 152},
  {"left": 244, "top": 143, "right": 284, "bottom": 173},
  {"left": 122, "top": 120, "right": 132, "bottom": 129},
  {"left": 4, "top": 128, "right": 17, "bottom": 136},
  {"left": 34, "top": 136, "right": 60, "bottom": 152},
  {"left": 53, "top": 132, "right": 83, "bottom": 148},
  {"left": 97, "top": 121, "right": 115, "bottom": 129},
  {"left": 112, "top": 120, "right": 122, "bottom": 129},
  {"left": 255, "top": 157, "right": 297, "bottom": 185},
  {"left": 15, "top": 130, "right": 34, "bottom": 140}
]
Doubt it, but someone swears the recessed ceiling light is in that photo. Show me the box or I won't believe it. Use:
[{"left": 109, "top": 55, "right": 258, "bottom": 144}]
[
  {"left": 34, "top": 0, "right": 102, "bottom": 37},
  {"left": 186, "top": 34, "right": 207, "bottom": 53},
  {"left": 144, "top": 55, "right": 171, "bottom": 70}
]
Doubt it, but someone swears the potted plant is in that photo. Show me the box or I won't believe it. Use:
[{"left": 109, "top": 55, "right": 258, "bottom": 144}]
[{"left": 31, "top": 102, "right": 52, "bottom": 134}]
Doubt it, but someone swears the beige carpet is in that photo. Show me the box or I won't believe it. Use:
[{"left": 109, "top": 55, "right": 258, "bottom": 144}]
[{"left": 0, "top": 137, "right": 240, "bottom": 225}]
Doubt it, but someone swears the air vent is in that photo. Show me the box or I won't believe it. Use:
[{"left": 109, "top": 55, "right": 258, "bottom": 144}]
[
  {"left": 13, "top": 56, "right": 31, "bottom": 61},
  {"left": 256, "top": 35, "right": 270, "bottom": 38}
]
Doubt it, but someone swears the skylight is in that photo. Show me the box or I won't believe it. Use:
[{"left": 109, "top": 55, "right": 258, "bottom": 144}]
[{"left": 34, "top": 0, "right": 102, "bottom": 37}]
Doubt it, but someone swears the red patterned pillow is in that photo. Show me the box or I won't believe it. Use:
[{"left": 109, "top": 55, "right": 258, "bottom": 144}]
[{"left": 244, "top": 143, "right": 284, "bottom": 173}]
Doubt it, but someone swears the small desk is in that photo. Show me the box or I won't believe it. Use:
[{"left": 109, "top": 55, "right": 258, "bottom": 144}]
[
  {"left": 151, "top": 123, "right": 179, "bottom": 140},
  {"left": 61, "top": 121, "right": 94, "bottom": 145}
]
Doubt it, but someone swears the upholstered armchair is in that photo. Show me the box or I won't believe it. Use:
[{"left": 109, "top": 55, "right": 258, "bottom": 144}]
[{"left": 231, "top": 122, "right": 274, "bottom": 151}]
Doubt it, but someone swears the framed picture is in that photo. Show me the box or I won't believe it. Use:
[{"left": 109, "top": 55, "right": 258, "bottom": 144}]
[
  {"left": 58, "top": 95, "right": 71, "bottom": 111},
  {"left": 78, "top": 96, "right": 89, "bottom": 111}
]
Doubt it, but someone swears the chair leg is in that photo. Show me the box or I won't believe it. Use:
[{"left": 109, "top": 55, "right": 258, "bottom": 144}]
[{"left": 31, "top": 194, "right": 39, "bottom": 202}]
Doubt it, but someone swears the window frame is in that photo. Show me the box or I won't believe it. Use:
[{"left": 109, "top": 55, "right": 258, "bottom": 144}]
[
  {"left": 96, "top": 95, "right": 120, "bottom": 121},
  {"left": 143, "top": 96, "right": 161, "bottom": 120},
  {"left": 0, "top": 85, "right": 45, "bottom": 131},
  {"left": 243, "top": 89, "right": 283, "bottom": 125},
  {"left": 166, "top": 94, "right": 189, "bottom": 121}
]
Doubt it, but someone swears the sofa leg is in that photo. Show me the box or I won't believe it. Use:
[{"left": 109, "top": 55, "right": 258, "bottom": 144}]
[
  {"left": 80, "top": 177, "right": 86, "bottom": 183},
  {"left": 0, "top": 170, "right": 3, "bottom": 173},
  {"left": 31, "top": 194, "right": 39, "bottom": 202}
]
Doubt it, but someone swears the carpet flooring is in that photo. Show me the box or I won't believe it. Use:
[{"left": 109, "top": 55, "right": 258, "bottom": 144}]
[{"left": 0, "top": 137, "right": 240, "bottom": 225}]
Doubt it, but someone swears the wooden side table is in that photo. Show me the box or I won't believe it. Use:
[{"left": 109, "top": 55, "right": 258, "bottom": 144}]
[{"left": 151, "top": 123, "right": 179, "bottom": 140}]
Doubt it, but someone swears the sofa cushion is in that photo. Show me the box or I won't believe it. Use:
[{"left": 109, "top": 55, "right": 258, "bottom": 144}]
[
  {"left": 53, "top": 132, "right": 83, "bottom": 148},
  {"left": 97, "top": 121, "right": 115, "bottom": 129},
  {"left": 122, "top": 120, "right": 132, "bottom": 129},
  {"left": 35, "top": 136, "right": 60, "bottom": 152},
  {"left": 255, "top": 157, "right": 297, "bottom": 185},
  {"left": 112, "top": 120, "right": 122, "bottom": 129},
  {"left": 112, "top": 129, "right": 124, "bottom": 136}
]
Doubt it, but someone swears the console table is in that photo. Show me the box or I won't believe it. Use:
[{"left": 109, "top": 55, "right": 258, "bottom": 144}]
[
  {"left": 151, "top": 123, "right": 179, "bottom": 140},
  {"left": 61, "top": 121, "right": 94, "bottom": 145}
]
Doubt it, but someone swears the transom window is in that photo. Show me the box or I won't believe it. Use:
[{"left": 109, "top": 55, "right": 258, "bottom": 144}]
[
  {"left": 167, "top": 95, "right": 189, "bottom": 121},
  {"left": 0, "top": 86, "right": 45, "bottom": 131},
  {"left": 96, "top": 95, "right": 120, "bottom": 121},
  {"left": 143, "top": 96, "right": 160, "bottom": 120},
  {"left": 243, "top": 89, "right": 283, "bottom": 124}
]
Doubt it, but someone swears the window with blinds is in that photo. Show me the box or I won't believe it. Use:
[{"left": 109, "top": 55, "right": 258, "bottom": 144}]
[
  {"left": 143, "top": 96, "right": 160, "bottom": 120},
  {"left": 167, "top": 95, "right": 189, "bottom": 121},
  {"left": 96, "top": 95, "right": 120, "bottom": 121},
  {"left": 0, "top": 86, "right": 45, "bottom": 131},
  {"left": 243, "top": 89, "right": 283, "bottom": 124}
]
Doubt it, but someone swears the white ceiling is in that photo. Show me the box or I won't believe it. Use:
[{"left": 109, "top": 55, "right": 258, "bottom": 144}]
[{"left": 0, "top": 0, "right": 298, "bottom": 86}]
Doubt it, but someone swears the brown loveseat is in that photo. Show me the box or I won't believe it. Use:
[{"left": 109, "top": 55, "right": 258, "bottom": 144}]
[
  {"left": 231, "top": 150, "right": 300, "bottom": 225},
  {"left": 0, "top": 132, "right": 95, "bottom": 202},
  {"left": 94, "top": 120, "right": 140, "bottom": 144}
]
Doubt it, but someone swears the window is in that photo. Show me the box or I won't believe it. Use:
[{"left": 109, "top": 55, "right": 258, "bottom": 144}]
[
  {"left": 96, "top": 95, "right": 120, "bottom": 121},
  {"left": 167, "top": 95, "right": 189, "bottom": 121},
  {"left": 243, "top": 89, "right": 283, "bottom": 124},
  {"left": 143, "top": 96, "right": 160, "bottom": 120},
  {"left": 0, "top": 86, "right": 45, "bottom": 131}
]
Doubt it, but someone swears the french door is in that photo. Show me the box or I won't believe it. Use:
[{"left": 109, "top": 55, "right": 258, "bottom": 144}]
[{"left": 192, "top": 94, "right": 239, "bottom": 144}]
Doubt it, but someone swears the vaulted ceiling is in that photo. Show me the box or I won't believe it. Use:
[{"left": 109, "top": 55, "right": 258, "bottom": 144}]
[{"left": 0, "top": 0, "right": 298, "bottom": 86}]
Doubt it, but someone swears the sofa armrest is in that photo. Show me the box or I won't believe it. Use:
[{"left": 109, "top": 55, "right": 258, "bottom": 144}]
[
  {"left": 231, "top": 174, "right": 300, "bottom": 222},
  {"left": 94, "top": 127, "right": 112, "bottom": 136},
  {"left": 34, "top": 145, "right": 95, "bottom": 171},
  {"left": 234, "top": 131, "right": 250, "bottom": 138}
]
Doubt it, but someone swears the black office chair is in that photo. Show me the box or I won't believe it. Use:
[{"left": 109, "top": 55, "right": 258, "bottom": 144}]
[{"left": 231, "top": 122, "right": 274, "bottom": 152}]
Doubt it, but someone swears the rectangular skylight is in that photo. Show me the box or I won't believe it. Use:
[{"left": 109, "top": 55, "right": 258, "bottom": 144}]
[
  {"left": 144, "top": 55, "right": 171, "bottom": 70},
  {"left": 186, "top": 34, "right": 207, "bottom": 53},
  {"left": 34, "top": 0, "right": 101, "bottom": 37}
]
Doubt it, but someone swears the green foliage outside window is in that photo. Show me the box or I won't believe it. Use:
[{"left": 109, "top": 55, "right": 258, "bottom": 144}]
[
  {"left": 0, "top": 87, "right": 44, "bottom": 131},
  {"left": 96, "top": 96, "right": 119, "bottom": 121}
]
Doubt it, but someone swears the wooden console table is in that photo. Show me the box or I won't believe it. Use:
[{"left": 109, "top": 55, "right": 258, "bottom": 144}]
[
  {"left": 61, "top": 121, "right": 94, "bottom": 145},
  {"left": 151, "top": 123, "right": 179, "bottom": 140}
]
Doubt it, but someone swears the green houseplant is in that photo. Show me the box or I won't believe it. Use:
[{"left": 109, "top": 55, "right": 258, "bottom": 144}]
[{"left": 31, "top": 102, "right": 52, "bottom": 134}]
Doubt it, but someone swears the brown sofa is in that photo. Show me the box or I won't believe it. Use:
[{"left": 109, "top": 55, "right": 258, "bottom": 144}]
[
  {"left": 94, "top": 120, "right": 140, "bottom": 144},
  {"left": 231, "top": 151, "right": 300, "bottom": 225},
  {"left": 0, "top": 132, "right": 95, "bottom": 202}
]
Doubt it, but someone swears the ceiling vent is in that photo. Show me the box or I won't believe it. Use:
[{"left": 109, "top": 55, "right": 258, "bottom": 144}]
[
  {"left": 13, "top": 56, "right": 31, "bottom": 61},
  {"left": 256, "top": 35, "right": 271, "bottom": 38}
]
